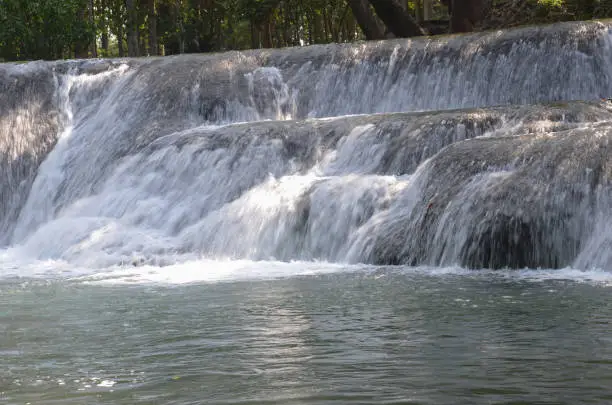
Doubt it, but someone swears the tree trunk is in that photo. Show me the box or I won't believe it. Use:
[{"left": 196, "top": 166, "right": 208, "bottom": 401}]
[
  {"left": 117, "top": 23, "right": 125, "bottom": 57},
  {"left": 74, "top": 4, "right": 89, "bottom": 58},
  {"left": 175, "top": 0, "right": 185, "bottom": 53},
  {"left": 415, "top": 0, "right": 424, "bottom": 23},
  {"left": 89, "top": 0, "right": 97, "bottom": 57},
  {"left": 262, "top": 17, "right": 273, "bottom": 49},
  {"left": 126, "top": 0, "right": 139, "bottom": 56},
  {"left": 313, "top": 10, "right": 324, "bottom": 44},
  {"left": 279, "top": 4, "right": 290, "bottom": 47},
  {"left": 101, "top": 30, "right": 109, "bottom": 53},
  {"left": 250, "top": 21, "right": 260, "bottom": 49},
  {"left": 450, "top": 0, "right": 485, "bottom": 33},
  {"left": 140, "top": 31, "right": 146, "bottom": 56},
  {"left": 147, "top": 0, "right": 158, "bottom": 55},
  {"left": 347, "top": 0, "right": 385, "bottom": 40},
  {"left": 368, "top": 0, "right": 427, "bottom": 37},
  {"left": 423, "top": 0, "right": 434, "bottom": 21},
  {"left": 100, "top": 0, "right": 109, "bottom": 55}
]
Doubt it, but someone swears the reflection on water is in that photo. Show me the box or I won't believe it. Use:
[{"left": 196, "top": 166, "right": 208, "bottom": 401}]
[{"left": 1, "top": 269, "right": 612, "bottom": 404}]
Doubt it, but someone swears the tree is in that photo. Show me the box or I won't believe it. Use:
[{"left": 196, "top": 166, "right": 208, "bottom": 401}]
[
  {"left": 2, "top": 0, "right": 607, "bottom": 62},
  {"left": 0, "top": 0, "right": 93, "bottom": 61},
  {"left": 367, "top": 0, "right": 426, "bottom": 37},
  {"left": 126, "top": 0, "right": 139, "bottom": 56},
  {"left": 147, "top": 0, "right": 158, "bottom": 55},
  {"left": 347, "top": 0, "right": 386, "bottom": 40},
  {"left": 89, "top": 0, "right": 98, "bottom": 57},
  {"left": 423, "top": 0, "right": 433, "bottom": 20},
  {"left": 107, "top": 0, "right": 126, "bottom": 57},
  {"left": 448, "top": 0, "right": 485, "bottom": 33}
]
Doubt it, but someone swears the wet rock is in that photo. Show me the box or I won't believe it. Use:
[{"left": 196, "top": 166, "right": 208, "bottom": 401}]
[{"left": 368, "top": 123, "right": 612, "bottom": 269}]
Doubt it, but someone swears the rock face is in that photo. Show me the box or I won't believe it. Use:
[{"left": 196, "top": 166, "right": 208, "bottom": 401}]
[
  {"left": 0, "top": 63, "right": 63, "bottom": 244},
  {"left": 364, "top": 122, "right": 612, "bottom": 269}
]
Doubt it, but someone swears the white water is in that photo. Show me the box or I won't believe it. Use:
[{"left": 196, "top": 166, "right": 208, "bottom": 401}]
[
  {"left": 3, "top": 249, "right": 612, "bottom": 287},
  {"left": 2, "top": 21, "right": 612, "bottom": 284}
]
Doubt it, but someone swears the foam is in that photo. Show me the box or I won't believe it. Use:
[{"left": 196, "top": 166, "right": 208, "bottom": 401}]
[
  {"left": 72, "top": 259, "right": 369, "bottom": 285},
  {"left": 2, "top": 248, "right": 611, "bottom": 286}
]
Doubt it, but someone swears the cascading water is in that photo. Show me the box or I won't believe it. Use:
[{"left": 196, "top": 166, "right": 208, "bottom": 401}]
[{"left": 2, "top": 20, "right": 612, "bottom": 281}]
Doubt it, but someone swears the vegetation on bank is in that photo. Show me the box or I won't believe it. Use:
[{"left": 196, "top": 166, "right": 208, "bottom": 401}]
[
  {"left": 0, "top": 0, "right": 610, "bottom": 62},
  {"left": 480, "top": 0, "right": 612, "bottom": 30}
]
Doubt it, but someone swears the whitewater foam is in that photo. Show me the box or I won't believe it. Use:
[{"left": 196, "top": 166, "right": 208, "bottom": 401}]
[{"left": 2, "top": 251, "right": 611, "bottom": 287}]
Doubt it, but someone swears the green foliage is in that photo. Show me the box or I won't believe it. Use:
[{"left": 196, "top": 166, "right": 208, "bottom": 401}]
[
  {"left": 480, "top": 0, "right": 612, "bottom": 30},
  {"left": 0, "top": 0, "right": 610, "bottom": 62},
  {"left": 0, "top": 0, "right": 93, "bottom": 61},
  {"left": 537, "top": 0, "right": 564, "bottom": 7}
]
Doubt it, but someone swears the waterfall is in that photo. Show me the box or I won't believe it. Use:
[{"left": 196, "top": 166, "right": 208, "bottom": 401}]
[{"left": 2, "top": 20, "right": 612, "bottom": 273}]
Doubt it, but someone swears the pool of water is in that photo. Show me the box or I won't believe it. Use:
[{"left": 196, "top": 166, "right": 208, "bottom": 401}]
[{"left": 2, "top": 265, "right": 612, "bottom": 404}]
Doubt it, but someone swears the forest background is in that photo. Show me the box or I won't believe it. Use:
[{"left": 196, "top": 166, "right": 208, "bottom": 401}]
[{"left": 0, "top": 0, "right": 610, "bottom": 62}]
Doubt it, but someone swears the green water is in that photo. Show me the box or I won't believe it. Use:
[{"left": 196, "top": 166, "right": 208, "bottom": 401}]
[{"left": 2, "top": 269, "right": 612, "bottom": 404}]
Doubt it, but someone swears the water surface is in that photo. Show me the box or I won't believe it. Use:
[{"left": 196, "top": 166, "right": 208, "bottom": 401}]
[{"left": 2, "top": 267, "right": 612, "bottom": 404}]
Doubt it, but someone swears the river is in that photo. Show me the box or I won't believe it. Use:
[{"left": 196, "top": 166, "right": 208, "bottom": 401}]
[
  {"left": 2, "top": 267, "right": 612, "bottom": 404},
  {"left": 2, "top": 20, "right": 612, "bottom": 404}
]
